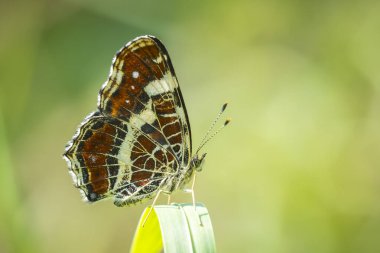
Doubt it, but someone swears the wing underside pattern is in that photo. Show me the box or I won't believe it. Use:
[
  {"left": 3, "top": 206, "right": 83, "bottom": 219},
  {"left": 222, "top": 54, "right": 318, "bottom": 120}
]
[{"left": 64, "top": 36, "right": 192, "bottom": 206}]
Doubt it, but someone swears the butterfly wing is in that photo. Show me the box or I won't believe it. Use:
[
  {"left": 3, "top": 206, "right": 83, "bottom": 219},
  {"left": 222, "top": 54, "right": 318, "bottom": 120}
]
[
  {"left": 64, "top": 112, "right": 128, "bottom": 202},
  {"left": 98, "top": 35, "right": 191, "bottom": 160},
  {"left": 64, "top": 36, "right": 192, "bottom": 206},
  {"left": 63, "top": 112, "right": 176, "bottom": 204}
]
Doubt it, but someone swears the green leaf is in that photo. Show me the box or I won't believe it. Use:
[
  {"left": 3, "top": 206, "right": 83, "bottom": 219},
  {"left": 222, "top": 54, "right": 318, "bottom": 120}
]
[{"left": 130, "top": 203, "right": 216, "bottom": 253}]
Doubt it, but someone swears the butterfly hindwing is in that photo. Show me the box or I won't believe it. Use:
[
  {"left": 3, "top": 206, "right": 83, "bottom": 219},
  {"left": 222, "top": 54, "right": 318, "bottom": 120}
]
[{"left": 64, "top": 112, "right": 127, "bottom": 202}]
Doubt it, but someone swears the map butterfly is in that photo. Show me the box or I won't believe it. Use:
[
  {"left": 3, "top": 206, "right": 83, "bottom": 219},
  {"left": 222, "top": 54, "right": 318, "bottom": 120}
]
[{"left": 63, "top": 35, "right": 221, "bottom": 206}]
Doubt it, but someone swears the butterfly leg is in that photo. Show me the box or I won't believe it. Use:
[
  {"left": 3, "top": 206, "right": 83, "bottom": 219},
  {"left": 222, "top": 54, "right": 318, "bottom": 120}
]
[
  {"left": 183, "top": 172, "right": 197, "bottom": 209},
  {"left": 142, "top": 189, "right": 163, "bottom": 227},
  {"left": 190, "top": 173, "right": 204, "bottom": 226},
  {"left": 190, "top": 172, "right": 197, "bottom": 209},
  {"left": 184, "top": 172, "right": 203, "bottom": 226}
]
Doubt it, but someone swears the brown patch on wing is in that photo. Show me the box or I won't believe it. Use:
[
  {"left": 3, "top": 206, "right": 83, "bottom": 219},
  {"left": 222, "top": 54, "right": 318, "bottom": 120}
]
[
  {"left": 80, "top": 122, "right": 117, "bottom": 194},
  {"left": 129, "top": 129, "right": 176, "bottom": 186},
  {"left": 130, "top": 135, "right": 154, "bottom": 186},
  {"left": 152, "top": 94, "right": 183, "bottom": 150},
  {"left": 99, "top": 38, "right": 168, "bottom": 121}
]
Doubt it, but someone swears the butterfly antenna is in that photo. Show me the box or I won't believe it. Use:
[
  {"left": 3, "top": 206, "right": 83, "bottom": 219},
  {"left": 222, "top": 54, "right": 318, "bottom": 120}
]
[
  {"left": 195, "top": 103, "right": 228, "bottom": 154},
  {"left": 196, "top": 119, "right": 230, "bottom": 154}
]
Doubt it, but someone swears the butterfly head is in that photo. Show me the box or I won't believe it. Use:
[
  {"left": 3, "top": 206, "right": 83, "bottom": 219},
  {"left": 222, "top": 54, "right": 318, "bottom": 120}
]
[{"left": 191, "top": 153, "right": 207, "bottom": 172}]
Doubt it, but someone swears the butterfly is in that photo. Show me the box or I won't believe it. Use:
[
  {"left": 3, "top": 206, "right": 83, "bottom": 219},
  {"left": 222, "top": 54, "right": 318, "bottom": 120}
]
[{"left": 63, "top": 35, "right": 216, "bottom": 207}]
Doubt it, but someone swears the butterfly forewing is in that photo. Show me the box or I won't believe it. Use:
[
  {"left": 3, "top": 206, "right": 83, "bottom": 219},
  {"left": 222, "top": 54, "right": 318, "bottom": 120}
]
[{"left": 64, "top": 35, "right": 192, "bottom": 206}]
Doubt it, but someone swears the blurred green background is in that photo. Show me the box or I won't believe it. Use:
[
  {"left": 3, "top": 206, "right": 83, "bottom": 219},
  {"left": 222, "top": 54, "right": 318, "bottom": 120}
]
[{"left": 1, "top": 0, "right": 380, "bottom": 252}]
